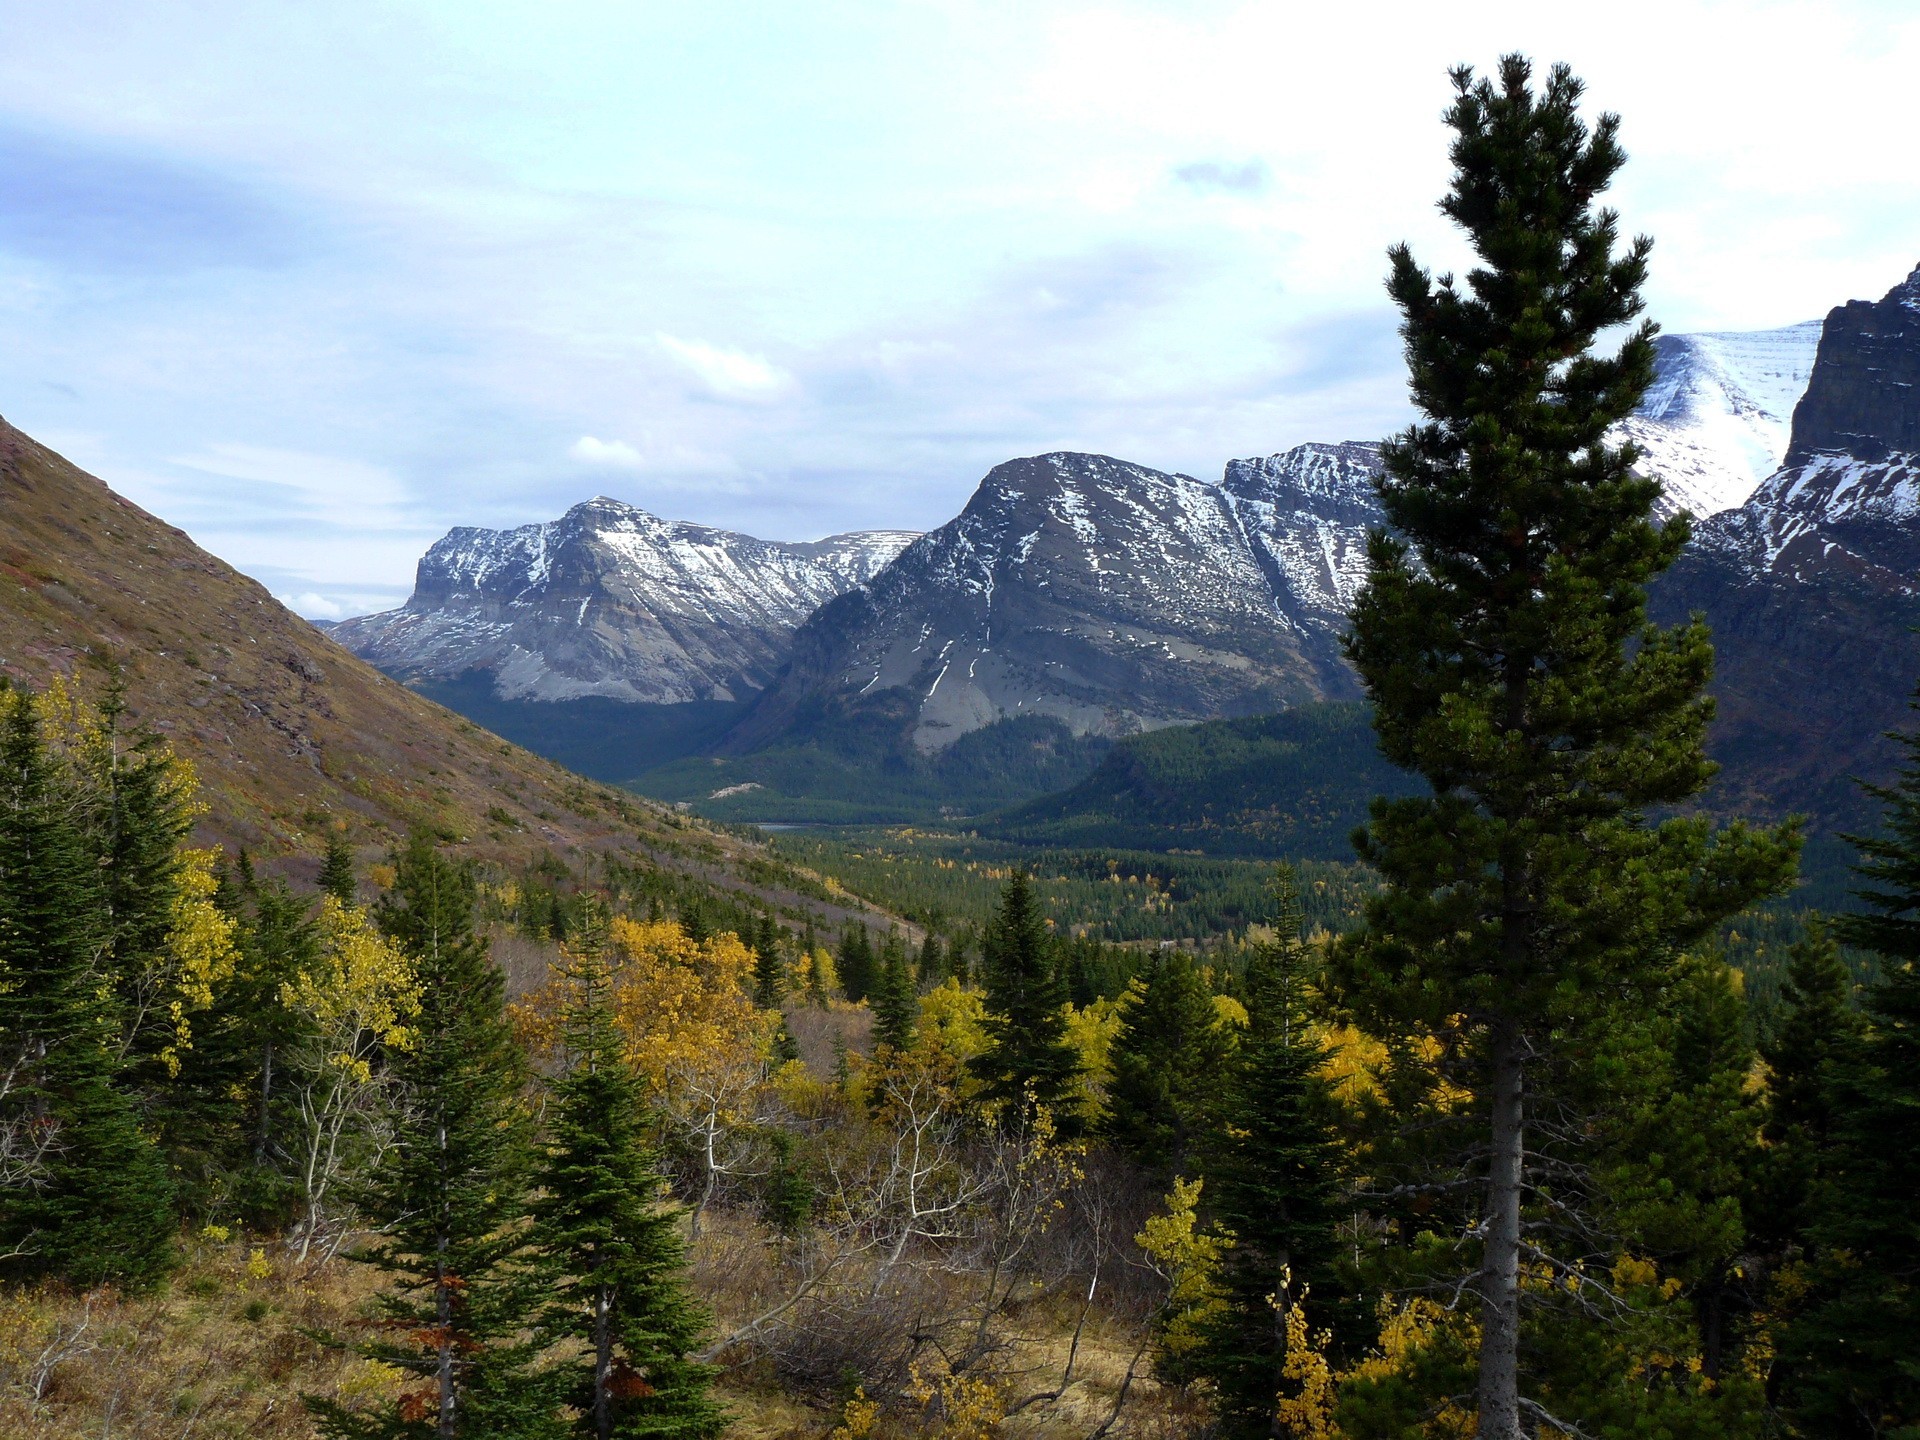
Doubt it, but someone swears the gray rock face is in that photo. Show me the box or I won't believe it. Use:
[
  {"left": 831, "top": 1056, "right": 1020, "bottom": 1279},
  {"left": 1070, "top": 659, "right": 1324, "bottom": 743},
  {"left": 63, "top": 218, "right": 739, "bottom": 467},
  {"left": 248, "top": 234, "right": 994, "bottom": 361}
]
[
  {"left": 331, "top": 497, "right": 917, "bottom": 703},
  {"left": 1786, "top": 262, "right": 1920, "bottom": 463},
  {"left": 725, "top": 446, "right": 1382, "bottom": 755}
]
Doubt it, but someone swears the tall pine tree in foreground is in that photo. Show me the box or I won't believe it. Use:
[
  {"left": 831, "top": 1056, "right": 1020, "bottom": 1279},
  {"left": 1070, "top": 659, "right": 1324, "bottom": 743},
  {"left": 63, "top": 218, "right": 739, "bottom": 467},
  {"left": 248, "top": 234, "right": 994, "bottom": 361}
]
[
  {"left": 1335, "top": 55, "right": 1797, "bottom": 1439},
  {"left": 0, "top": 694, "right": 176, "bottom": 1288},
  {"left": 313, "top": 836, "right": 553, "bottom": 1440},
  {"left": 1196, "top": 868, "right": 1348, "bottom": 1440},
  {"left": 531, "top": 932, "right": 723, "bottom": 1440},
  {"left": 1780, "top": 705, "right": 1920, "bottom": 1436},
  {"left": 970, "top": 872, "right": 1080, "bottom": 1127}
]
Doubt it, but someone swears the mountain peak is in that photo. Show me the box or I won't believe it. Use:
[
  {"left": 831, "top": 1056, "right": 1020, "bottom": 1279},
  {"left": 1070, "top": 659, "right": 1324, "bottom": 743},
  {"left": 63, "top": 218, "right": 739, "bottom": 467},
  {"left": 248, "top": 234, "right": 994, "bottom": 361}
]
[{"left": 1786, "top": 262, "right": 1920, "bottom": 465}]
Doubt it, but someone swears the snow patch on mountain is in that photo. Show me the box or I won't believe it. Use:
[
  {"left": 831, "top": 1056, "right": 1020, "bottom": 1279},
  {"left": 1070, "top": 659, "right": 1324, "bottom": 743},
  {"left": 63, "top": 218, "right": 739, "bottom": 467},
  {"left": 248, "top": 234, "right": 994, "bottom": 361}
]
[{"left": 1619, "top": 322, "right": 1822, "bottom": 519}]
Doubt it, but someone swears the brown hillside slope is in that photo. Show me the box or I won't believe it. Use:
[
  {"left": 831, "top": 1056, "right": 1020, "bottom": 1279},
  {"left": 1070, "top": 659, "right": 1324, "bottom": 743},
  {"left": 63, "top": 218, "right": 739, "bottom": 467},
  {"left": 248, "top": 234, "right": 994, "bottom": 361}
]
[{"left": 0, "top": 416, "right": 872, "bottom": 924}]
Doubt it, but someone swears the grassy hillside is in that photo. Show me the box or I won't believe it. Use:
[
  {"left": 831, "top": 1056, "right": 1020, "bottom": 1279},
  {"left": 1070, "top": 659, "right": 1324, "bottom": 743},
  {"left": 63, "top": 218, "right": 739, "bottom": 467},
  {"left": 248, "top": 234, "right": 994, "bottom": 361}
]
[
  {"left": 0, "top": 417, "right": 886, "bottom": 933},
  {"left": 988, "top": 701, "right": 1423, "bottom": 859}
]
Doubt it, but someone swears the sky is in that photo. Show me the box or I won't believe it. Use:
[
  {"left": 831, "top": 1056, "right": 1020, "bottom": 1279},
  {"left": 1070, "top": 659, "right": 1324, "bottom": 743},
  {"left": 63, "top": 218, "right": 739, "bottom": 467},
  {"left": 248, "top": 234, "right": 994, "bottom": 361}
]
[{"left": 3, "top": 1, "right": 1917, "bottom": 619}]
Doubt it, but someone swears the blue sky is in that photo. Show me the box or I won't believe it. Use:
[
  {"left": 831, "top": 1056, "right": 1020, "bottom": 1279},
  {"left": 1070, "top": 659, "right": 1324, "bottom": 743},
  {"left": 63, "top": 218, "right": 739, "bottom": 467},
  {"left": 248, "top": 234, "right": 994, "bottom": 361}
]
[{"left": 3, "top": 0, "right": 1916, "bottom": 618}]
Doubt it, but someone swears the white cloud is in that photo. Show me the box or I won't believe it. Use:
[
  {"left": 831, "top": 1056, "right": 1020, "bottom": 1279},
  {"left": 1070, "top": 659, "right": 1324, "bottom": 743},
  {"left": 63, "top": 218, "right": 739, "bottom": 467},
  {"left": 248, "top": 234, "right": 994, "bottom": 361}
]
[
  {"left": 656, "top": 334, "right": 797, "bottom": 404},
  {"left": 568, "top": 435, "right": 643, "bottom": 468},
  {"left": 279, "top": 590, "right": 345, "bottom": 619}
]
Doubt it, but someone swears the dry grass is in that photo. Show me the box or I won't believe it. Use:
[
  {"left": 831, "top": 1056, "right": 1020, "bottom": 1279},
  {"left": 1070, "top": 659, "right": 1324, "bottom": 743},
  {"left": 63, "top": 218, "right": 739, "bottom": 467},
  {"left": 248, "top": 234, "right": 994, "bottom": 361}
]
[
  {"left": 784, "top": 1002, "right": 871, "bottom": 1075},
  {"left": 0, "top": 1238, "right": 391, "bottom": 1437},
  {"left": 0, "top": 1209, "right": 1196, "bottom": 1439}
]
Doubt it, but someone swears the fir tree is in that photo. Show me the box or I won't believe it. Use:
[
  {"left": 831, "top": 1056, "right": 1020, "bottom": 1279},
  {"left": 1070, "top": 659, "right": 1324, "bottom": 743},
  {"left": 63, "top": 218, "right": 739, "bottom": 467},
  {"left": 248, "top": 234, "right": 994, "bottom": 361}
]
[
  {"left": 1104, "top": 948, "right": 1228, "bottom": 1174},
  {"left": 1752, "top": 920, "right": 1865, "bottom": 1254},
  {"left": 313, "top": 835, "right": 552, "bottom": 1440},
  {"left": 1335, "top": 56, "right": 1798, "bottom": 1436},
  {"left": 531, "top": 940, "right": 723, "bottom": 1440},
  {"left": 168, "top": 874, "right": 319, "bottom": 1222},
  {"left": 1195, "top": 869, "right": 1348, "bottom": 1440},
  {"left": 916, "top": 932, "right": 944, "bottom": 987},
  {"left": 1780, "top": 709, "right": 1920, "bottom": 1435},
  {"left": 870, "top": 931, "right": 917, "bottom": 1053},
  {"left": 969, "top": 872, "right": 1080, "bottom": 1126},
  {"left": 0, "top": 695, "right": 176, "bottom": 1288},
  {"left": 760, "top": 1130, "right": 814, "bottom": 1237},
  {"left": 750, "top": 917, "right": 784, "bottom": 1009},
  {"left": 319, "top": 827, "right": 358, "bottom": 907},
  {"left": 837, "top": 925, "right": 875, "bottom": 1004}
]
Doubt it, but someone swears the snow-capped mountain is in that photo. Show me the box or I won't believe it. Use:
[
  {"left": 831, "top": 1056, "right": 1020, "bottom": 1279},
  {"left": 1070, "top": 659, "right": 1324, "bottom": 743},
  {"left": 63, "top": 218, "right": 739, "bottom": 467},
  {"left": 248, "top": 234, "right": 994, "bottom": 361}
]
[
  {"left": 1621, "top": 322, "right": 1823, "bottom": 519},
  {"left": 722, "top": 446, "right": 1377, "bottom": 755},
  {"left": 1650, "top": 262, "right": 1920, "bottom": 820},
  {"left": 332, "top": 497, "right": 917, "bottom": 703}
]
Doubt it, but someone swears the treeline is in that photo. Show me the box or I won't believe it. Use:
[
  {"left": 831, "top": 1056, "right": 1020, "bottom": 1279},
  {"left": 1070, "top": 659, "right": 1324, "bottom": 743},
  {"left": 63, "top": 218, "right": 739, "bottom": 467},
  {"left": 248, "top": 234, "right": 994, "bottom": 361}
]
[{"left": 987, "top": 702, "right": 1425, "bottom": 860}]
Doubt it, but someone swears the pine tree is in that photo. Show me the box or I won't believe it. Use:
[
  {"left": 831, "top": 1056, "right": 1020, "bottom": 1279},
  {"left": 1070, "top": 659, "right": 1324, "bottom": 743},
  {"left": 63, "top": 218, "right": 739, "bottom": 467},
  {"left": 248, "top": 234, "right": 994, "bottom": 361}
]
[
  {"left": 1104, "top": 948, "right": 1228, "bottom": 1174},
  {"left": 1779, "top": 710, "right": 1920, "bottom": 1435},
  {"left": 1335, "top": 56, "right": 1799, "bottom": 1437},
  {"left": 1195, "top": 869, "right": 1348, "bottom": 1440},
  {"left": 167, "top": 874, "right": 319, "bottom": 1222},
  {"left": 89, "top": 695, "right": 198, "bottom": 1099},
  {"left": 750, "top": 917, "right": 784, "bottom": 1009},
  {"left": 1752, "top": 920, "right": 1865, "bottom": 1254},
  {"left": 837, "top": 925, "right": 875, "bottom": 1004},
  {"left": 969, "top": 872, "right": 1080, "bottom": 1126},
  {"left": 319, "top": 827, "right": 358, "bottom": 906},
  {"left": 312, "top": 835, "right": 553, "bottom": 1440},
  {"left": 869, "top": 931, "right": 917, "bottom": 1053},
  {"left": 531, "top": 940, "right": 723, "bottom": 1440},
  {"left": 916, "top": 933, "right": 944, "bottom": 987},
  {"left": 0, "top": 695, "right": 176, "bottom": 1288}
]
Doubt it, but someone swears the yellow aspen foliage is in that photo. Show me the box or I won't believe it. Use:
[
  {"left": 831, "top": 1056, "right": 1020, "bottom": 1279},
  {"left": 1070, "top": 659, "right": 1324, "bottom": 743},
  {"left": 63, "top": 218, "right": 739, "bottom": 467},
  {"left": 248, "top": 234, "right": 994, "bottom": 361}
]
[
  {"left": 1212, "top": 993, "right": 1250, "bottom": 1029},
  {"left": 1337, "top": 1298, "right": 1479, "bottom": 1437},
  {"left": 906, "top": 1364, "right": 1007, "bottom": 1440},
  {"left": 283, "top": 897, "right": 422, "bottom": 1079},
  {"left": 1272, "top": 1280, "right": 1340, "bottom": 1440},
  {"left": 157, "top": 846, "right": 241, "bottom": 1074},
  {"left": 829, "top": 1386, "right": 880, "bottom": 1440},
  {"left": 918, "top": 978, "right": 989, "bottom": 1064},
  {"left": 1136, "top": 1177, "right": 1229, "bottom": 1367},
  {"left": 800, "top": 944, "right": 838, "bottom": 1000},
  {"left": 1061, "top": 994, "right": 1125, "bottom": 1124}
]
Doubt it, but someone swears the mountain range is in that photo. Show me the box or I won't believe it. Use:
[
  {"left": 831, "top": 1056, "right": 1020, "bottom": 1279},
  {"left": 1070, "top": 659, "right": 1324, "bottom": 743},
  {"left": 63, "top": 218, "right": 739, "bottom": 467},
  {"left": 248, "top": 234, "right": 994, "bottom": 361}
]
[{"left": 331, "top": 275, "right": 1915, "bottom": 830}]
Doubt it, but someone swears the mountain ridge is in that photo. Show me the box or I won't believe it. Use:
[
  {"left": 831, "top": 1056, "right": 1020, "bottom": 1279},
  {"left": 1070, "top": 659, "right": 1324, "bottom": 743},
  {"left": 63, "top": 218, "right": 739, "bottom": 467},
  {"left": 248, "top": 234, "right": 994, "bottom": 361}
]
[{"left": 333, "top": 495, "right": 916, "bottom": 704}]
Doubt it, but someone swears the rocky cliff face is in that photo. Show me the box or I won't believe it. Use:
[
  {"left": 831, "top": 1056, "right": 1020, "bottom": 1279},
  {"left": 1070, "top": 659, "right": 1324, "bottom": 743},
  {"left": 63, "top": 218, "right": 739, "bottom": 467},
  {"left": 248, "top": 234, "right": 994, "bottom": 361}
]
[
  {"left": 723, "top": 446, "right": 1380, "bottom": 755},
  {"left": 332, "top": 498, "right": 916, "bottom": 703},
  {"left": 1651, "top": 264, "right": 1920, "bottom": 820},
  {"left": 1785, "top": 264, "right": 1920, "bottom": 463}
]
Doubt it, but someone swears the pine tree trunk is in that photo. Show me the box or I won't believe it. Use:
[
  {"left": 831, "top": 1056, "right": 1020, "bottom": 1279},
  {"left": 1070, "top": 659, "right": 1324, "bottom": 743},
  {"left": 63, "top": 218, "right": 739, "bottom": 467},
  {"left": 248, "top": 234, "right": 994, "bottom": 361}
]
[
  {"left": 1478, "top": 1017, "right": 1525, "bottom": 1440},
  {"left": 594, "top": 1281, "right": 613, "bottom": 1440}
]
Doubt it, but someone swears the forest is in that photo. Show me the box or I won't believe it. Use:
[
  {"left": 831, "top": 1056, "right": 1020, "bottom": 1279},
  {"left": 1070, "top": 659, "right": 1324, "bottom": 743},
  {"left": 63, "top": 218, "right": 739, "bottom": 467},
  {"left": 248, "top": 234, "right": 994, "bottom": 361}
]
[{"left": 2, "top": 54, "right": 1917, "bottom": 1440}]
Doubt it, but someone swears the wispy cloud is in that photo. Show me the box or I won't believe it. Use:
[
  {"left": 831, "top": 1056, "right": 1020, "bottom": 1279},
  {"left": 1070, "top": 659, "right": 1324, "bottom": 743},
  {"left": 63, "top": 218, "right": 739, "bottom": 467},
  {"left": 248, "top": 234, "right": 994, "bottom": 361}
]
[
  {"left": 1173, "top": 160, "right": 1270, "bottom": 194},
  {"left": 568, "top": 435, "right": 643, "bottom": 468},
  {"left": 656, "top": 335, "right": 797, "bottom": 404}
]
